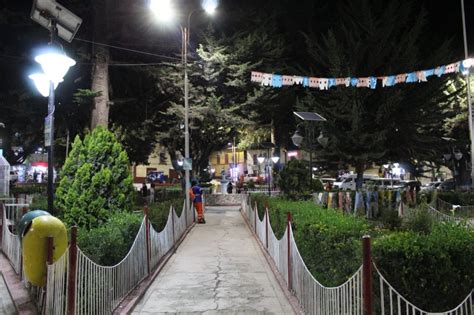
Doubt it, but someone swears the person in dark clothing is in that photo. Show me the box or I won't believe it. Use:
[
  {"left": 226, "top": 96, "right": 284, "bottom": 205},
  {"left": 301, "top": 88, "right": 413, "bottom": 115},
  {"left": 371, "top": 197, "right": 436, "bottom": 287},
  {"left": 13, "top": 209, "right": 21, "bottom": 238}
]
[
  {"left": 141, "top": 183, "right": 148, "bottom": 197},
  {"left": 227, "top": 181, "right": 233, "bottom": 194}
]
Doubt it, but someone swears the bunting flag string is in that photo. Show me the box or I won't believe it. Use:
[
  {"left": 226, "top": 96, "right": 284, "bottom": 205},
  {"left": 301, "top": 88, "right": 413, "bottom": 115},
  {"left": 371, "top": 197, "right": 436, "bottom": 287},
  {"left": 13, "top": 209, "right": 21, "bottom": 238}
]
[{"left": 250, "top": 58, "right": 473, "bottom": 90}]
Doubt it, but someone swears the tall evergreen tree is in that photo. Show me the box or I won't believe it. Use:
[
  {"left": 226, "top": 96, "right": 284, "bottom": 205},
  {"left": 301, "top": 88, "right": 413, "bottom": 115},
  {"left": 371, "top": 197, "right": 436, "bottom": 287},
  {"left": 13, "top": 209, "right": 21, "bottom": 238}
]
[
  {"left": 152, "top": 23, "right": 286, "bottom": 174},
  {"left": 299, "top": 0, "right": 458, "bottom": 187}
]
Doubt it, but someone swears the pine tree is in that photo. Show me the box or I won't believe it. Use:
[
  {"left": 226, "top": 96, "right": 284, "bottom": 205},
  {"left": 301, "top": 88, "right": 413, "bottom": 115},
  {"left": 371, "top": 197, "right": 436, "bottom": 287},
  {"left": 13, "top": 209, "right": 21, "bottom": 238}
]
[
  {"left": 299, "top": 0, "right": 458, "bottom": 187},
  {"left": 56, "top": 127, "right": 134, "bottom": 229},
  {"left": 152, "top": 24, "right": 286, "bottom": 174}
]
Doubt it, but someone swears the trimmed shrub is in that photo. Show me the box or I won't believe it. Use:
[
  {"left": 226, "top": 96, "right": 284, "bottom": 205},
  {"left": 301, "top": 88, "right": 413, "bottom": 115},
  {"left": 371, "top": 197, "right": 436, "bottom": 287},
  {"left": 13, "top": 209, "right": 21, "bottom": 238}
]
[
  {"left": 77, "top": 212, "right": 143, "bottom": 265},
  {"left": 56, "top": 127, "right": 134, "bottom": 229},
  {"left": 147, "top": 198, "right": 184, "bottom": 232},
  {"left": 373, "top": 222, "right": 474, "bottom": 311}
]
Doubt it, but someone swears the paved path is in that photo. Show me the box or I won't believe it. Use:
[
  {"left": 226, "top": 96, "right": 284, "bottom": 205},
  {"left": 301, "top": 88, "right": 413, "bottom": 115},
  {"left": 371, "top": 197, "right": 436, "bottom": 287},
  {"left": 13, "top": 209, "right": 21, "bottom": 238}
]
[
  {"left": 0, "top": 272, "right": 15, "bottom": 315},
  {"left": 132, "top": 206, "right": 294, "bottom": 314}
]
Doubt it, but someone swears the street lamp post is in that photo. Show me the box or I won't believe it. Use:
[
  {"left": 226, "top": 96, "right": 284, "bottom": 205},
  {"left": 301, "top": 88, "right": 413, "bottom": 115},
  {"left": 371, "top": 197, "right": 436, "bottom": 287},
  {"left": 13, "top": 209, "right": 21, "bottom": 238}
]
[
  {"left": 291, "top": 112, "right": 328, "bottom": 187},
  {"left": 29, "top": 23, "right": 77, "bottom": 214},
  {"left": 461, "top": 0, "right": 474, "bottom": 188},
  {"left": 150, "top": 0, "right": 218, "bottom": 218}
]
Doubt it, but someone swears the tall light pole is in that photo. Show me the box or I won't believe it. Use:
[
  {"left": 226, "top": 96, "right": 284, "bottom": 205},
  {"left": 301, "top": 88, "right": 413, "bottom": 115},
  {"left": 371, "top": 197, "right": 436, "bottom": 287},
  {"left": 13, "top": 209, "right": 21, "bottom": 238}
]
[
  {"left": 30, "top": 1, "right": 80, "bottom": 213},
  {"left": 461, "top": 0, "right": 474, "bottom": 188},
  {"left": 150, "top": 0, "right": 218, "bottom": 217}
]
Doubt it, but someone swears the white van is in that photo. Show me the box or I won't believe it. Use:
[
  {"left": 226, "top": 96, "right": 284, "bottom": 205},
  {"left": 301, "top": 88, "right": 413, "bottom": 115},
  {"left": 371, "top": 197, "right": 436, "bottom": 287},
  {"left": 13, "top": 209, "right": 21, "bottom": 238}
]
[
  {"left": 338, "top": 174, "right": 378, "bottom": 191},
  {"left": 367, "top": 178, "right": 403, "bottom": 190}
]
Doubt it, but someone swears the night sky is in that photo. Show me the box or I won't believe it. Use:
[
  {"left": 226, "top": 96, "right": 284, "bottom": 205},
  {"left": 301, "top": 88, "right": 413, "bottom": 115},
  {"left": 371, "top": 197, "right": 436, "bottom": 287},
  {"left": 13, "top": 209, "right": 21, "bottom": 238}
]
[{"left": 1, "top": 0, "right": 473, "bottom": 95}]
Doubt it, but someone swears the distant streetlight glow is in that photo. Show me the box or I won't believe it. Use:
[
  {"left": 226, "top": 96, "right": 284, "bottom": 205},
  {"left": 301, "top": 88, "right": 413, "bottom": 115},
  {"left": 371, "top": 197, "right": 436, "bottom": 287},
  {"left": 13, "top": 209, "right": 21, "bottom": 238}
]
[
  {"left": 150, "top": 0, "right": 174, "bottom": 23},
  {"left": 202, "top": 0, "right": 218, "bottom": 14}
]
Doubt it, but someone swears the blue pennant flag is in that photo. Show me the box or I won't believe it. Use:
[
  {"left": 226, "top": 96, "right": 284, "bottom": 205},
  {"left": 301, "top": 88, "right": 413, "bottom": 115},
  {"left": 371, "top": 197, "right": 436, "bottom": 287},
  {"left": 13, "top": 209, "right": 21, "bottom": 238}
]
[
  {"left": 406, "top": 72, "right": 417, "bottom": 83},
  {"left": 328, "top": 78, "right": 336, "bottom": 88},
  {"left": 350, "top": 78, "right": 359, "bottom": 87},
  {"left": 386, "top": 76, "right": 396, "bottom": 86},
  {"left": 303, "top": 77, "right": 310, "bottom": 87},
  {"left": 424, "top": 69, "right": 435, "bottom": 77},
  {"left": 272, "top": 74, "right": 282, "bottom": 87},
  {"left": 369, "top": 77, "right": 377, "bottom": 89},
  {"left": 435, "top": 66, "right": 445, "bottom": 77}
]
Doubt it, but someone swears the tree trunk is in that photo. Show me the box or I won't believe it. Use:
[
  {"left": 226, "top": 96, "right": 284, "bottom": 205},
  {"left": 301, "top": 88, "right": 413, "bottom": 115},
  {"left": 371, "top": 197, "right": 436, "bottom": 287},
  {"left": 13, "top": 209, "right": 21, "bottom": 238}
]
[{"left": 90, "top": 0, "right": 110, "bottom": 129}]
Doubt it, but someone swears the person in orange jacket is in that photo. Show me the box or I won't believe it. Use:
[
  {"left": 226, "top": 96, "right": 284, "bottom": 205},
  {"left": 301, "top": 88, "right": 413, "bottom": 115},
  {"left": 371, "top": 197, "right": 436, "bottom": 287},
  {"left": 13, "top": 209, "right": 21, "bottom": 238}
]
[{"left": 189, "top": 179, "right": 206, "bottom": 223}]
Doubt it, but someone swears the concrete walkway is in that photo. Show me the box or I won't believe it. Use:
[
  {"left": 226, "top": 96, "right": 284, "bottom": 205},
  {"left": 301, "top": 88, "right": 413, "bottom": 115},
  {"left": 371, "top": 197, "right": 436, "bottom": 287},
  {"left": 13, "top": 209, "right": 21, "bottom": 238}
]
[{"left": 132, "top": 206, "right": 295, "bottom": 314}]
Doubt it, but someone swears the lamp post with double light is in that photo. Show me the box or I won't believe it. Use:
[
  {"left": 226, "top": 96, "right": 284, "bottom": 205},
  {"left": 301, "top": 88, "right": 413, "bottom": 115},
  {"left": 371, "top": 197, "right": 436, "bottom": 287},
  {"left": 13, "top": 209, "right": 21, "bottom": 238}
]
[
  {"left": 291, "top": 112, "right": 328, "bottom": 187},
  {"left": 150, "top": 0, "right": 218, "bottom": 218},
  {"left": 29, "top": 1, "right": 81, "bottom": 213}
]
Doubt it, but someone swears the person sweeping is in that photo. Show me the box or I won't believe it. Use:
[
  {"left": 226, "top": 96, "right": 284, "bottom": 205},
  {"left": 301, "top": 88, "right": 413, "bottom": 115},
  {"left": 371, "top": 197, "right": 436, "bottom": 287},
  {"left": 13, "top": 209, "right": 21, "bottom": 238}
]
[{"left": 189, "top": 179, "right": 206, "bottom": 223}]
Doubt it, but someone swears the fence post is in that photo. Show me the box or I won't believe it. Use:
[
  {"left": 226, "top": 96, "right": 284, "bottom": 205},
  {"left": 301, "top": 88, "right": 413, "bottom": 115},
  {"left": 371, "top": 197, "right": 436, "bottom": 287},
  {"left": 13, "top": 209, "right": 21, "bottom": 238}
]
[
  {"left": 0, "top": 203, "right": 3, "bottom": 242},
  {"left": 254, "top": 202, "right": 257, "bottom": 234},
  {"left": 362, "top": 235, "right": 373, "bottom": 315},
  {"left": 68, "top": 226, "right": 78, "bottom": 315},
  {"left": 265, "top": 207, "right": 269, "bottom": 249},
  {"left": 144, "top": 206, "right": 151, "bottom": 275},
  {"left": 287, "top": 212, "right": 292, "bottom": 291},
  {"left": 171, "top": 206, "right": 176, "bottom": 247}
]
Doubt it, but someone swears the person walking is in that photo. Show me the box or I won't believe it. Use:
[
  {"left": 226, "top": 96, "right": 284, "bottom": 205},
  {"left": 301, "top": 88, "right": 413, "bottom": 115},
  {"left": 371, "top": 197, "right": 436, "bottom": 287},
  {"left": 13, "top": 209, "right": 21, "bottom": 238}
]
[{"left": 189, "top": 180, "right": 206, "bottom": 224}]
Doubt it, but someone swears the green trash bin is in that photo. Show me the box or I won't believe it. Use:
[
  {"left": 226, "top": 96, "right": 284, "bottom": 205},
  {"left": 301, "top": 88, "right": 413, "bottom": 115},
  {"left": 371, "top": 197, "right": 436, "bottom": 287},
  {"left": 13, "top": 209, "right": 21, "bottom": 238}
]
[{"left": 17, "top": 210, "right": 51, "bottom": 240}]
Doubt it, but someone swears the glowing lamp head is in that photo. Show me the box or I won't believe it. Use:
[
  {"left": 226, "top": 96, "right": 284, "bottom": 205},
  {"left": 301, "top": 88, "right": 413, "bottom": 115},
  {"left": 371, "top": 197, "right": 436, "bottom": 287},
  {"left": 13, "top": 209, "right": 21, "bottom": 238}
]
[
  {"left": 271, "top": 156, "right": 280, "bottom": 163},
  {"left": 150, "top": 0, "right": 174, "bottom": 23},
  {"left": 34, "top": 49, "right": 75, "bottom": 83},
  {"left": 177, "top": 159, "right": 184, "bottom": 166},
  {"left": 257, "top": 155, "right": 265, "bottom": 164},
  {"left": 202, "top": 0, "right": 218, "bottom": 14},
  {"left": 29, "top": 73, "right": 61, "bottom": 97}
]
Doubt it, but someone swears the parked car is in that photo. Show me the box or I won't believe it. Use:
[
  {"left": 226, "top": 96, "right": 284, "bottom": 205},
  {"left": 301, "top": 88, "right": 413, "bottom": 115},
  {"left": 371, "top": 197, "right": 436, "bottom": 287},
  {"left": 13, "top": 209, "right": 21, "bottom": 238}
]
[
  {"left": 337, "top": 174, "right": 378, "bottom": 190},
  {"left": 437, "top": 179, "right": 455, "bottom": 191},
  {"left": 366, "top": 178, "right": 403, "bottom": 189},
  {"left": 421, "top": 181, "right": 442, "bottom": 191}
]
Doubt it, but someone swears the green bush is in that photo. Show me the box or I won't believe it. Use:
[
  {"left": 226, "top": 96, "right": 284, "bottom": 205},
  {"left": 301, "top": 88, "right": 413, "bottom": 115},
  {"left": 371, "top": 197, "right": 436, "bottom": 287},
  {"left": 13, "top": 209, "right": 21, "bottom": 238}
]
[
  {"left": 403, "top": 206, "right": 434, "bottom": 234},
  {"left": 77, "top": 212, "right": 143, "bottom": 265},
  {"left": 147, "top": 197, "right": 184, "bottom": 232},
  {"left": 278, "top": 159, "right": 312, "bottom": 199},
  {"left": 11, "top": 184, "right": 46, "bottom": 195},
  {"left": 438, "top": 191, "right": 474, "bottom": 206},
  {"left": 373, "top": 223, "right": 474, "bottom": 311},
  {"left": 30, "top": 194, "right": 48, "bottom": 211},
  {"left": 257, "top": 197, "right": 369, "bottom": 286},
  {"left": 56, "top": 127, "right": 134, "bottom": 228}
]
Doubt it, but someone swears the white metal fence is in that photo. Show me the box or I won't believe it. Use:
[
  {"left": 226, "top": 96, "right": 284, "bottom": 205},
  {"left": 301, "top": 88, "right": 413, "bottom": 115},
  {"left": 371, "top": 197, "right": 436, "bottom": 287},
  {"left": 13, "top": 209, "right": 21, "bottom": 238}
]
[
  {"left": 43, "top": 202, "right": 195, "bottom": 314},
  {"left": 1, "top": 204, "right": 22, "bottom": 273},
  {"left": 241, "top": 197, "right": 363, "bottom": 314},
  {"left": 375, "top": 264, "right": 473, "bottom": 315}
]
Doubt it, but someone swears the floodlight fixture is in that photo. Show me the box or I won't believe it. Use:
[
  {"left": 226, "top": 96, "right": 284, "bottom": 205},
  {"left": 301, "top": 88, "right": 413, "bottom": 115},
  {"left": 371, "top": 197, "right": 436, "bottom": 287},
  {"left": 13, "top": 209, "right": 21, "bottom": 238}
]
[
  {"left": 31, "top": 0, "right": 82, "bottom": 43},
  {"left": 257, "top": 155, "right": 265, "bottom": 164},
  {"left": 150, "top": 0, "right": 174, "bottom": 23},
  {"left": 202, "top": 0, "right": 218, "bottom": 14},
  {"left": 271, "top": 156, "right": 280, "bottom": 164},
  {"left": 29, "top": 73, "right": 61, "bottom": 97}
]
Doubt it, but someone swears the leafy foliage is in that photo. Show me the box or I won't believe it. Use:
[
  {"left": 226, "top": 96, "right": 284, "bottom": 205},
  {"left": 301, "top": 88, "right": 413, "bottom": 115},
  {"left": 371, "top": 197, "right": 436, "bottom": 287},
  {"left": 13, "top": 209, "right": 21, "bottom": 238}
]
[
  {"left": 77, "top": 211, "right": 142, "bottom": 265},
  {"left": 278, "top": 159, "right": 314, "bottom": 199},
  {"left": 373, "top": 223, "right": 474, "bottom": 311},
  {"left": 55, "top": 127, "right": 134, "bottom": 228}
]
